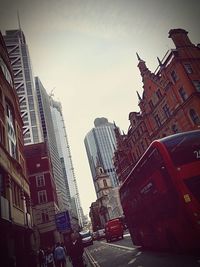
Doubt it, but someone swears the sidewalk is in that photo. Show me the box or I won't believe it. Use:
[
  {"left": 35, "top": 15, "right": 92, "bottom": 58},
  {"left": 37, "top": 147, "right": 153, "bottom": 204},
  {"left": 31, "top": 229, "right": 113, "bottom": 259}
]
[{"left": 66, "top": 256, "right": 73, "bottom": 267}]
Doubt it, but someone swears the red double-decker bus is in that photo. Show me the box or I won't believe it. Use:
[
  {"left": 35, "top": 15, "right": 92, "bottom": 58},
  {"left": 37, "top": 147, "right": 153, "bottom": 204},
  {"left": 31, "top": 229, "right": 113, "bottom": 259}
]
[{"left": 119, "top": 130, "right": 200, "bottom": 252}]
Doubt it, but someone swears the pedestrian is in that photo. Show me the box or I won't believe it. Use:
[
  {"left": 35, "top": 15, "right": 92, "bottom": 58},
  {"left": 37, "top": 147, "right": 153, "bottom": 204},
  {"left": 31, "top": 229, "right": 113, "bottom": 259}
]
[
  {"left": 68, "top": 232, "right": 84, "bottom": 267},
  {"left": 38, "top": 247, "right": 45, "bottom": 267},
  {"left": 46, "top": 247, "right": 54, "bottom": 267},
  {"left": 54, "top": 242, "right": 66, "bottom": 267}
]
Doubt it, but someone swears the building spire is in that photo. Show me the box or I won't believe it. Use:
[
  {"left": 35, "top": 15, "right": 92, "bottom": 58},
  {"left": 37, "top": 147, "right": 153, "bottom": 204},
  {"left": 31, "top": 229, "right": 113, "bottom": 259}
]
[
  {"left": 157, "top": 57, "right": 163, "bottom": 67},
  {"left": 17, "top": 10, "right": 21, "bottom": 30},
  {"left": 136, "top": 52, "right": 142, "bottom": 61},
  {"left": 136, "top": 91, "right": 142, "bottom": 101}
]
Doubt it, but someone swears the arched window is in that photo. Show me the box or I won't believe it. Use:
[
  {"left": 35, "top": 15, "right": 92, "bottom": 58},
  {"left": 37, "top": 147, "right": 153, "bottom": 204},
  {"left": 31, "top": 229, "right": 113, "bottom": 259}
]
[
  {"left": 189, "top": 109, "right": 200, "bottom": 125},
  {"left": 103, "top": 179, "right": 107, "bottom": 187},
  {"left": 99, "top": 167, "right": 104, "bottom": 174}
]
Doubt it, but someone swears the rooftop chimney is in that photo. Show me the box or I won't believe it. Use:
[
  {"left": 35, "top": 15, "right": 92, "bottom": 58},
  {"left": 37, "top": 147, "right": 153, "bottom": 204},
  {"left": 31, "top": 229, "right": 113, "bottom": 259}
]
[{"left": 168, "top": 28, "right": 194, "bottom": 48}]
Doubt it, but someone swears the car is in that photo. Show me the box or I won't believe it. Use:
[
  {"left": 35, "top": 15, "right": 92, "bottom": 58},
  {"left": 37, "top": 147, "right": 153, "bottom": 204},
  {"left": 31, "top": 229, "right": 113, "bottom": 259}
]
[
  {"left": 105, "top": 218, "right": 124, "bottom": 242},
  {"left": 92, "top": 231, "right": 98, "bottom": 241},
  {"left": 79, "top": 230, "right": 93, "bottom": 246},
  {"left": 97, "top": 228, "right": 105, "bottom": 240}
]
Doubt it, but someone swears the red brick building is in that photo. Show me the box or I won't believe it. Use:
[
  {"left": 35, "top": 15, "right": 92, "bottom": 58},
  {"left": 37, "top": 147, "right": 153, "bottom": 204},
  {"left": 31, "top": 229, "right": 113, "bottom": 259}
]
[
  {"left": 24, "top": 142, "right": 61, "bottom": 247},
  {"left": 114, "top": 29, "right": 200, "bottom": 183},
  {"left": 0, "top": 32, "right": 32, "bottom": 267}
]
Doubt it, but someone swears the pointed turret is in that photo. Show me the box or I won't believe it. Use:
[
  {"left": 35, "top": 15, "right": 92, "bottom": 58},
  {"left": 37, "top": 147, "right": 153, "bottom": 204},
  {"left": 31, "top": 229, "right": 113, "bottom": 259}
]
[
  {"left": 136, "top": 52, "right": 142, "bottom": 61},
  {"left": 157, "top": 57, "right": 163, "bottom": 67},
  {"left": 136, "top": 52, "right": 150, "bottom": 78},
  {"left": 136, "top": 90, "right": 142, "bottom": 101}
]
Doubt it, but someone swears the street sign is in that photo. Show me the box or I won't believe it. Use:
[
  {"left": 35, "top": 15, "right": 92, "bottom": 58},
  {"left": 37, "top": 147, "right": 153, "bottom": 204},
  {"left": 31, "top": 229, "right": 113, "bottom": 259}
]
[{"left": 55, "top": 211, "right": 71, "bottom": 232}]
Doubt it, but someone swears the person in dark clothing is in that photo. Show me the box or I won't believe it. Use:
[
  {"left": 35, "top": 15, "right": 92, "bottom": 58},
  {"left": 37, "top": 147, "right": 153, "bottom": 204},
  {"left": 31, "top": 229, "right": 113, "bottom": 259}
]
[
  {"left": 38, "top": 248, "right": 45, "bottom": 267},
  {"left": 68, "top": 232, "right": 84, "bottom": 267}
]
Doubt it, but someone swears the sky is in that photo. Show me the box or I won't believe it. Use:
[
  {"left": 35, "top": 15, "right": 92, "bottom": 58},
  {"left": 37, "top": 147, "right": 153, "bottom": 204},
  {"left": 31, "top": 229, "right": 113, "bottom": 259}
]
[{"left": 0, "top": 0, "right": 200, "bottom": 216}]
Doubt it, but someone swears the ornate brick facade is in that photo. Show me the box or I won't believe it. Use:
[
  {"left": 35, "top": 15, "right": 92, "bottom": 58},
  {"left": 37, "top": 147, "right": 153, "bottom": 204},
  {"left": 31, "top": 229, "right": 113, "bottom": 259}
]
[{"left": 114, "top": 29, "right": 200, "bottom": 183}]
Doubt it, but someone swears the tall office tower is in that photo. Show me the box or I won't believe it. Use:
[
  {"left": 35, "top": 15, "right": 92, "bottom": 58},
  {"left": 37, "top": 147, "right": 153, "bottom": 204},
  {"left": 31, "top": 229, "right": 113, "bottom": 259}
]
[
  {"left": 50, "top": 98, "right": 83, "bottom": 226},
  {"left": 3, "top": 29, "right": 42, "bottom": 145},
  {"left": 84, "top": 117, "right": 119, "bottom": 195},
  {"left": 35, "top": 77, "right": 71, "bottom": 211}
]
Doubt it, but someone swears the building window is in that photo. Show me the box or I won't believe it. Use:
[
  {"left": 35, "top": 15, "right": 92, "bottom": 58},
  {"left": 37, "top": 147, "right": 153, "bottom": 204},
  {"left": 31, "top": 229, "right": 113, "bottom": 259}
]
[
  {"left": 179, "top": 87, "right": 188, "bottom": 101},
  {"left": 149, "top": 100, "right": 154, "bottom": 110},
  {"left": 189, "top": 109, "right": 200, "bottom": 125},
  {"left": 0, "top": 88, "right": 2, "bottom": 101},
  {"left": 141, "top": 141, "right": 145, "bottom": 151},
  {"left": 172, "top": 124, "right": 179, "bottom": 133},
  {"left": 193, "top": 80, "right": 200, "bottom": 92},
  {"left": 163, "top": 104, "right": 171, "bottom": 118},
  {"left": 12, "top": 181, "right": 23, "bottom": 209},
  {"left": 0, "top": 173, "right": 5, "bottom": 197},
  {"left": 38, "top": 190, "right": 47, "bottom": 204},
  {"left": 103, "top": 179, "right": 108, "bottom": 187},
  {"left": 171, "top": 70, "right": 178, "bottom": 83},
  {"left": 184, "top": 64, "right": 193, "bottom": 74},
  {"left": 41, "top": 209, "right": 49, "bottom": 223},
  {"left": 6, "top": 102, "right": 17, "bottom": 159},
  {"left": 154, "top": 114, "right": 162, "bottom": 127},
  {"left": 0, "top": 122, "right": 5, "bottom": 146},
  {"left": 36, "top": 174, "right": 45, "bottom": 187},
  {"left": 156, "top": 89, "right": 162, "bottom": 100}
]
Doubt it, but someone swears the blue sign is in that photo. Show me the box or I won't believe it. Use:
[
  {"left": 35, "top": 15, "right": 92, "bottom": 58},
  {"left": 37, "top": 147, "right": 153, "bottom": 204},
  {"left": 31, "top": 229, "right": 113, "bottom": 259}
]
[{"left": 55, "top": 211, "right": 71, "bottom": 232}]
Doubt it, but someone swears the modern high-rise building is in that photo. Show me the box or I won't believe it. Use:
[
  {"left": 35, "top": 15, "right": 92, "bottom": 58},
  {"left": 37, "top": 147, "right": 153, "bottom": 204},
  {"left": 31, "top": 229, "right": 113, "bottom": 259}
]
[
  {"left": 84, "top": 117, "right": 119, "bottom": 194},
  {"left": 50, "top": 98, "right": 83, "bottom": 226},
  {"left": 3, "top": 29, "right": 42, "bottom": 145},
  {"left": 35, "top": 77, "right": 71, "bottom": 211}
]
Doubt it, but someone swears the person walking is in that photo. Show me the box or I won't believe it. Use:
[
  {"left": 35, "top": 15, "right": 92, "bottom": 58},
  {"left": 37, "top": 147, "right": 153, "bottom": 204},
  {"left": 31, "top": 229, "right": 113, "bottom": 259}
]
[
  {"left": 46, "top": 247, "right": 54, "bottom": 267},
  {"left": 54, "top": 242, "right": 66, "bottom": 267},
  {"left": 68, "top": 232, "right": 84, "bottom": 267},
  {"left": 38, "top": 248, "right": 45, "bottom": 267}
]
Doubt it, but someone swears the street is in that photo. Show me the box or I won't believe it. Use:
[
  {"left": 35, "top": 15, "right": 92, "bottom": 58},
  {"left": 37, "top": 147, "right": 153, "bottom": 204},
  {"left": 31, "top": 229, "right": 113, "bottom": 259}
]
[{"left": 85, "top": 233, "right": 200, "bottom": 267}]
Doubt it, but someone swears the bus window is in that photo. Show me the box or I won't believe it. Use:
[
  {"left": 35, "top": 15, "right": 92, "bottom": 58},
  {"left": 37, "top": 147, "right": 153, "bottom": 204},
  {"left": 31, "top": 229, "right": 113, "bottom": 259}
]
[{"left": 163, "top": 131, "right": 200, "bottom": 166}]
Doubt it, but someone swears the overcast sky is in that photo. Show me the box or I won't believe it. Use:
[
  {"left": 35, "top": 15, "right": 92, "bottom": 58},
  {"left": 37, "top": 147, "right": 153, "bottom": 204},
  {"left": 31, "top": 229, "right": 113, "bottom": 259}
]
[{"left": 1, "top": 0, "right": 200, "bottom": 216}]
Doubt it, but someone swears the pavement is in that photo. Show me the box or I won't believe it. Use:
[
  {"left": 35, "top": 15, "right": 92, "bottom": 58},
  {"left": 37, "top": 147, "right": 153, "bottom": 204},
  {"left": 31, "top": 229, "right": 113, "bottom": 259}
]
[{"left": 66, "top": 252, "right": 92, "bottom": 267}]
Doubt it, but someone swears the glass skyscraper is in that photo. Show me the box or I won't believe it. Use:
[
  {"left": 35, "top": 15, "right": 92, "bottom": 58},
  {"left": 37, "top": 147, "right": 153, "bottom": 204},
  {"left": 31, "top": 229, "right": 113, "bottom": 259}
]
[
  {"left": 84, "top": 117, "right": 119, "bottom": 194},
  {"left": 3, "top": 29, "right": 42, "bottom": 145},
  {"left": 50, "top": 98, "right": 84, "bottom": 226},
  {"left": 35, "top": 77, "right": 71, "bottom": 211}
]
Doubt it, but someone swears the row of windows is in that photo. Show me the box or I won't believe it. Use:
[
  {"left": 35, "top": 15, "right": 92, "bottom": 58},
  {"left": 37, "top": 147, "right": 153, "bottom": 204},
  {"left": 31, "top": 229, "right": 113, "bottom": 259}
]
[
  {"left": 131, "top": 123, "right": 146, "bottom": 143},
  {"left": 0, "top": 56, "right": 13, "bottom": 87},
  {"left": 149, "top": 83, "right": 196, "bottom": 112},
  {"left": 171, "top": 63, "right": 194, "bottom": 84},
  {"left": 154, "top": 108, "right": 200, "bottom": 128},
  {"left": 131, "top": 122, "right": 180, "bottom": 163}
]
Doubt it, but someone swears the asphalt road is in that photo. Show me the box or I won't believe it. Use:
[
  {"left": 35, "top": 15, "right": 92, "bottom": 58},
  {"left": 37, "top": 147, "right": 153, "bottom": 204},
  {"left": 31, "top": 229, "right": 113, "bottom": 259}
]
[{"left": 84, "top": 233, "right": 200, "bottom": 267}]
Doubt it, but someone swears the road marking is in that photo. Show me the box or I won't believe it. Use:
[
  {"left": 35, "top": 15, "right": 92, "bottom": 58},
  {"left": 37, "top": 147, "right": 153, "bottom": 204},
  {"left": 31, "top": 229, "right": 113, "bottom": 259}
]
[
  {"left": 85, "top": 248, "right": 101, "bottom": 267},
  {"left": 128, "top": 258, "right": 136, "bottom": 264},
  {"left": 136, "top": 251, "right": 142, "bottom": 256},
  {"left": 124, "top": 233, "right": 131, "bottom": 237},
  {"left": 100, "top": 241, "right": 139, "bottom": 251}
]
